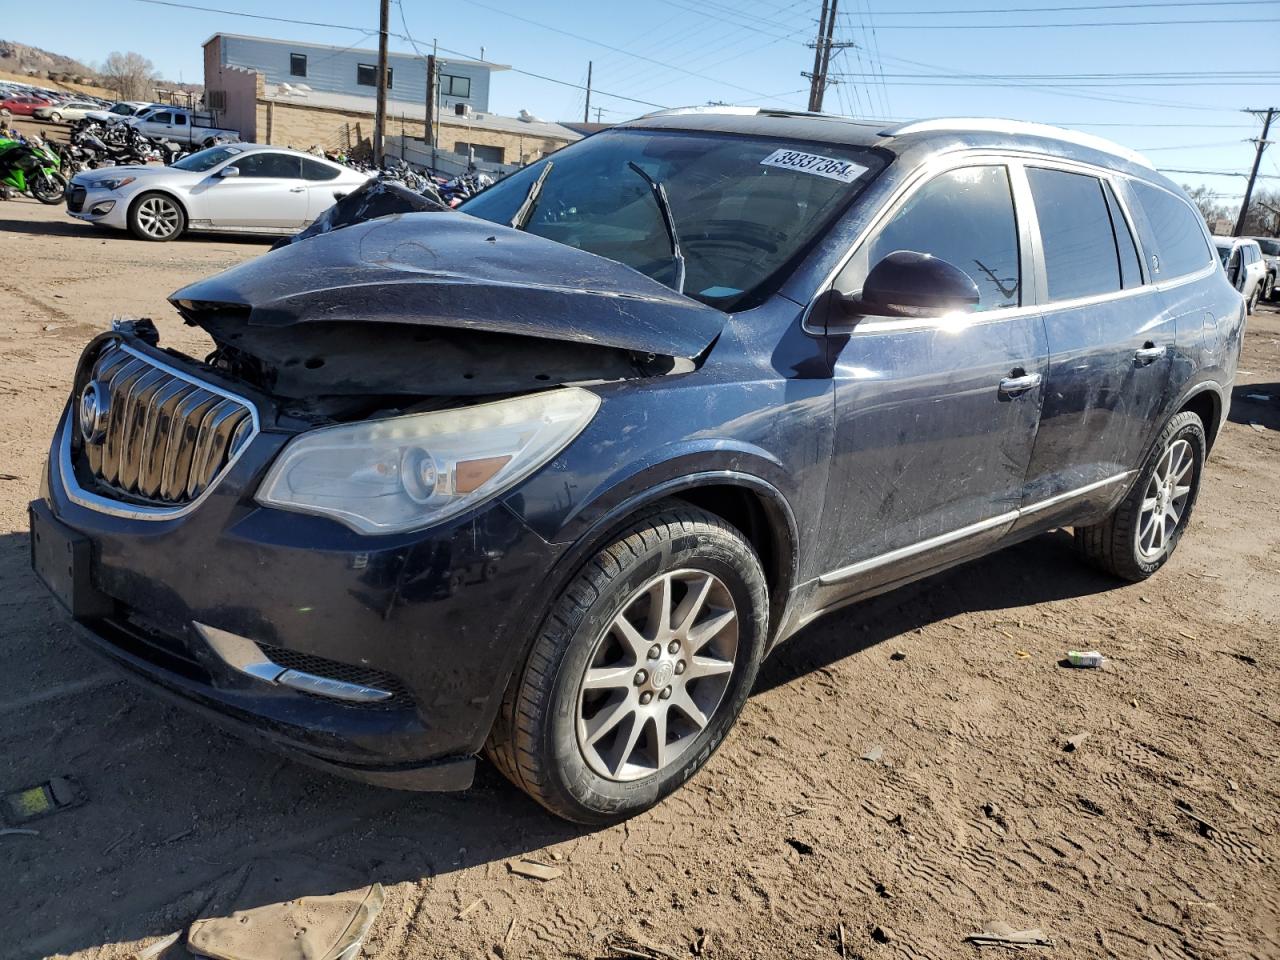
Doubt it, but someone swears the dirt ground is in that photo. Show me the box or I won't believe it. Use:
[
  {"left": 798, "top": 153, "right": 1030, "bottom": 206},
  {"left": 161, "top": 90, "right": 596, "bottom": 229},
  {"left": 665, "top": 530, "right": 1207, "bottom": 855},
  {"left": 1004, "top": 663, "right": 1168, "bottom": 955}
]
[{"left": 1, "top": 195, "right": 1278, "bottom": 960}]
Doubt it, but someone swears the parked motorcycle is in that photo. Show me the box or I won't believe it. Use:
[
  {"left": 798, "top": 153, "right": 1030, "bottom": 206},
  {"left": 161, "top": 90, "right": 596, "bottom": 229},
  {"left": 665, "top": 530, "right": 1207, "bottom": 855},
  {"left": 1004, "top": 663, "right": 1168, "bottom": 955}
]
[{"left": 0, "top": 133, "right": 67, "bottom": 203}]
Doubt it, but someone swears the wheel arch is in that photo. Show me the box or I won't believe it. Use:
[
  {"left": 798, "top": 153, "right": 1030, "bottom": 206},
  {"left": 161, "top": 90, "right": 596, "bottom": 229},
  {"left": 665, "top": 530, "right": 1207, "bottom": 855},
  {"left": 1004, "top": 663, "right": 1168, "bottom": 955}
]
[
  {"left": 1175, "top": 381, "right": 1224, "bottom": 452},
  {"left": 128, "top": 188, "right": 189, "bottom": 237},
  {"left": 129, "top": 188, "right": 190, "bottom": 221},
  {"left": 470, "top": 469, "right": 801, "bottom": 754}
]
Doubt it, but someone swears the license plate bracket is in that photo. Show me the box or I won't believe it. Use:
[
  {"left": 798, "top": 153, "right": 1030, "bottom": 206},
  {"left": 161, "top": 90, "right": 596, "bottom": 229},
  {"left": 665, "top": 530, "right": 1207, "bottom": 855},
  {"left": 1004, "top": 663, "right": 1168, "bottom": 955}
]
[{"left": 29, "top": 501, "right": 113, "bottom": 619}]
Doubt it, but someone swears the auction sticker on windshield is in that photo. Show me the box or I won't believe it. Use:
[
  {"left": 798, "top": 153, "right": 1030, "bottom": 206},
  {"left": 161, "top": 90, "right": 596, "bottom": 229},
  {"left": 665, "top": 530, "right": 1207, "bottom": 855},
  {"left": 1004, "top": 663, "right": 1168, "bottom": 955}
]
[{"left": 760, "top": 149, "right": 867, "bottom": 183}]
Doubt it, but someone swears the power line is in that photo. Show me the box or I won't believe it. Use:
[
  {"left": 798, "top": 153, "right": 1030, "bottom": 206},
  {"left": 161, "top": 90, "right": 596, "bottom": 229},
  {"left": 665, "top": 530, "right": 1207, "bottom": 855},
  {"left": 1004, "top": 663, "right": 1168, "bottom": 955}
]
[
  {"left": 456, "top": 0, "right": 795, "bottom": 103},
  {"left": 870, "top": 0, "right": 1280, "bottom": 13},
  {"left": 862, "top": 16, "right": 1276, "bottom": 28},
  {"left": 1160, "top": 168, "right": 1280, "bottom": 179},
  {"left": 125, "top": 0, "right": 670, "bottom": 110}
]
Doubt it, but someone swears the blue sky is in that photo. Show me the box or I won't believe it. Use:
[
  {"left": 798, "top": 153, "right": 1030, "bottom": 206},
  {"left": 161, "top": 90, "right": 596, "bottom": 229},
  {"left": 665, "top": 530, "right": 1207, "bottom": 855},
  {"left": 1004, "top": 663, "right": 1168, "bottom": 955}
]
[{"left": 8, "top": 0, "right": 1280, "bottom": 206}]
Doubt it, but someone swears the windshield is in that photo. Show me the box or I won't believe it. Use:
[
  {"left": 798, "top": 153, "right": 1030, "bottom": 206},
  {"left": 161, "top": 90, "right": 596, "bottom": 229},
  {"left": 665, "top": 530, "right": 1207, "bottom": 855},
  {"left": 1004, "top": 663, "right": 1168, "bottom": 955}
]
[
  {"left": 461, "top": 128, "right": 884, "bottom": 310},
  {"left": 1256, "top": 238, "right": 1280, "bottom": 256},
  {"left": 172, "top": 145, "right": 243, "bottom": 172}
]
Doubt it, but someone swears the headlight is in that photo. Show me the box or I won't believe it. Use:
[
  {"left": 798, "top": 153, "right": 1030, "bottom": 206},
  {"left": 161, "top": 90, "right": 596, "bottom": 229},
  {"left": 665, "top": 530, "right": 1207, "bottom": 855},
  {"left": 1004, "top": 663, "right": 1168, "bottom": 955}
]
[
  {"left": 98, "top": 176, "right": 136, "bottom": 190},
  {"left": 256, "top": 387, "right": 600, "bottom": 534}
]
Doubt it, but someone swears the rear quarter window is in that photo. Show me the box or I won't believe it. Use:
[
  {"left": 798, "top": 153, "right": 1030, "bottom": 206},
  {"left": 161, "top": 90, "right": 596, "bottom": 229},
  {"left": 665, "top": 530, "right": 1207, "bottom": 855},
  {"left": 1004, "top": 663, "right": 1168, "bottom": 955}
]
[{"left": 1129, "top": 181, "right": 1213, "bottom": 279}]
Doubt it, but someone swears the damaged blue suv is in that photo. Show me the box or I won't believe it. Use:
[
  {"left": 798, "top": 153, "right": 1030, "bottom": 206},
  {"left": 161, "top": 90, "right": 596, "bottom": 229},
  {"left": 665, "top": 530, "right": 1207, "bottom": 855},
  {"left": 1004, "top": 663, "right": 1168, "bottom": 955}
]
[{"left": 31, "top": 110, "right": 1244, "bottom": 823}]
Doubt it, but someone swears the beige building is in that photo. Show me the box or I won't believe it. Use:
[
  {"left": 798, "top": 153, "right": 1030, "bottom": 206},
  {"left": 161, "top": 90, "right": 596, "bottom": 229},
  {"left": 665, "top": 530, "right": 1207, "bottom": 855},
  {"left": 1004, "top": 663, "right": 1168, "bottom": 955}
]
[{"left": 203, "top": 34, "right": 580, "bottom": 172}]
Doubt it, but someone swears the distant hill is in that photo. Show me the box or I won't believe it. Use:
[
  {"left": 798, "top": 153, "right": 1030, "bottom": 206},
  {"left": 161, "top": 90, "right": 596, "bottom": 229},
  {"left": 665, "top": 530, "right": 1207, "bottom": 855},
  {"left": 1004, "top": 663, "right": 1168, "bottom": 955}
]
[{"left": 0, "top": 39, "right": 95, "bottom": 81}]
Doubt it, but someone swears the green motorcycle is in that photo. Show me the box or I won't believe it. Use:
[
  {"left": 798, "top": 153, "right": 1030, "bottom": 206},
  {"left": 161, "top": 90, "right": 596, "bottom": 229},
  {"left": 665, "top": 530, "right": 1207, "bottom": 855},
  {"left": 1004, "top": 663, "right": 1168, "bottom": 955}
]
[{"left": 0, "top": 133, "right": 67, "bottom": 204}]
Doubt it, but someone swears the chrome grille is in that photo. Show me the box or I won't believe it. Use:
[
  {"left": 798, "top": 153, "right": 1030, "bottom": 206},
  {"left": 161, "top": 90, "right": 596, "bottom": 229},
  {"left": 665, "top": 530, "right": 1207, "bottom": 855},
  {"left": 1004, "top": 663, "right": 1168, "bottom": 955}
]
[{"left": 76, "top": 343, "right": 256, "bottom": 507}]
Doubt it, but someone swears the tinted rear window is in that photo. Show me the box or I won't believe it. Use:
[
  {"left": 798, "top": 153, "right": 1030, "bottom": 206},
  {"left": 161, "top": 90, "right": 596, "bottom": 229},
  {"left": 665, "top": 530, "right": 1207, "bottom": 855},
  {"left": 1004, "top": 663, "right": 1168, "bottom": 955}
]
[
  {"left": 1130, "top": 181, "right": 1212, "bottom": 279},
  {"left": 1027, "top": 167, "right": 1122, "bottom": 301}
]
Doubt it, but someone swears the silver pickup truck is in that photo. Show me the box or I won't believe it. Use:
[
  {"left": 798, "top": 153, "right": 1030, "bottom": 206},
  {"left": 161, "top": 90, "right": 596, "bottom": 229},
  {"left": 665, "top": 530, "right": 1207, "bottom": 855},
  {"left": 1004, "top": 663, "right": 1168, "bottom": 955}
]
[{"left": 126, "top": 106, "right": 238, "bottom": 147}]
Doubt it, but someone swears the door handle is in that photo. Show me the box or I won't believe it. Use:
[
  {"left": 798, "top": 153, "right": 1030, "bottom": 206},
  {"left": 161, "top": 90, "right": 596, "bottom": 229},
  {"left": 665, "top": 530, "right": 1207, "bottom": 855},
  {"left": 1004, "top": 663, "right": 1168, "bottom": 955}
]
[
  {"left": 1134, "top": 343, "right": 1166, "bottom": 364},
  {"left": 289, "top": 186, "right": 306, "bottom": 193},
  {"left": 999, "top": 371, "right": 1042, "bottom": 396}
]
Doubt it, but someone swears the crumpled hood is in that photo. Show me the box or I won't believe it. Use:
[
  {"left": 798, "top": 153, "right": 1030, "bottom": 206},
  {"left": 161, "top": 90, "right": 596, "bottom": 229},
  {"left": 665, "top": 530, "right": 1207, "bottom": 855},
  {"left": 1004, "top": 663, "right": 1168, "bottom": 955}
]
[{"left": 171, "top": 210, "right": 726, "bottom": 360}]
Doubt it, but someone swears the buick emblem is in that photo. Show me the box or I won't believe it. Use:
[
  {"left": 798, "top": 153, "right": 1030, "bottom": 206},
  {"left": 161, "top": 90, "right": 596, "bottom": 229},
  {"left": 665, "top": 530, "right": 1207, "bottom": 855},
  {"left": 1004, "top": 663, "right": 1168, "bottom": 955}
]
[{"left": 79, "top": 381, "right": 110, "bottom": 444}]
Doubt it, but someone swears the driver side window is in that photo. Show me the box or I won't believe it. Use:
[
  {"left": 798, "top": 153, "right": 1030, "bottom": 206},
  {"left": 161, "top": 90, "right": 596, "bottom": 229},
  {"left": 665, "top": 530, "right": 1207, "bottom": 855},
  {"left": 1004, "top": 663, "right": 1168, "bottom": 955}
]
[{"left": 837, "top": 165, "right": 1021, "bottom": 311}]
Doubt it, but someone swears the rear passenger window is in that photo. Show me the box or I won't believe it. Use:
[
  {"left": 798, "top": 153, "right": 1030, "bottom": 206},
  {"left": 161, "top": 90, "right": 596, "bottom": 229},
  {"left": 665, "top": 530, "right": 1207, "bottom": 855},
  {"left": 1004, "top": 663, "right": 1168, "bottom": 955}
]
[
  {"left": 1027, "top": 167, "right": 1120, "bottom": 301},
  {"left": 1130, "top": 181, "right": 1212, "bottom": 279},
  {"left": 842, "top": 165, "right": 1020, "bottom": 311},
  {"left": 1102, "top": 181, "right": 1143, "bottom": 289},
  {"left": 301, "top": 158, "right": 341, "bottom": 181}
]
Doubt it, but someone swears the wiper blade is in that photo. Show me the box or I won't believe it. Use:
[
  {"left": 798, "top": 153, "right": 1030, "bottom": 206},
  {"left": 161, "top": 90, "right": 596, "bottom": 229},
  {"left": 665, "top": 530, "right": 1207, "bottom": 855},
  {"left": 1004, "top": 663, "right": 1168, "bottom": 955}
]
[
  {"left": 627, "top": 161, "right": 686, "bottom": 295},
  {"left": 510, "top": 161, "right": 553, "bottom": 231}
]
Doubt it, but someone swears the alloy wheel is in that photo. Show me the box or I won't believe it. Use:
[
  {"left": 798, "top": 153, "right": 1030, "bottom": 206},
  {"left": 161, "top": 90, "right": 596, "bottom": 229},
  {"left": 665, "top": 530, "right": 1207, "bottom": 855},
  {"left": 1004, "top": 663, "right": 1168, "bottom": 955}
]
[
  {"left": 576, "top": 569, "right": 738, "bottom": 782},
  {"left": 1137, "top": 438, "right": 1194, "bottom": 562},
  {"left": 136, "top": 196, "right": 181, "bottom": 239}
]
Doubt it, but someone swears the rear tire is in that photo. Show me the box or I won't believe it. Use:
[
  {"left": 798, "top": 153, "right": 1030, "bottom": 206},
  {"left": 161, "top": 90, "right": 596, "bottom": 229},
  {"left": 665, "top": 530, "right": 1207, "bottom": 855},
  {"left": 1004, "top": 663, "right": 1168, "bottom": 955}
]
[
  {"left": 485, "top": 503, "right": 769, "bottom": 825},
  {"left": 1246, "top": 285, "right": 1260, "bottom": 314},
  {"left": 1074, "top": 410, "right": 1206, "bottom": 582},
  {"left": 128, "top": 192, "right": 185, "bottom": 241},
  {"left": 48, "top": 112, "right": 62, "bottom": 123}
]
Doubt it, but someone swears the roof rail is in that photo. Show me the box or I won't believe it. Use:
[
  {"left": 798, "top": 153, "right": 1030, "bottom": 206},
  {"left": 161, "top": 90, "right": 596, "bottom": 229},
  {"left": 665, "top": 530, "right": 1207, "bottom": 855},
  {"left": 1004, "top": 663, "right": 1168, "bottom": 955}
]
[
  {"left": 880, "top": 117, "right": 1154, "bottom": 170},
  {"left": 641, "top": 105, "right": 763, "bottom": 119}
]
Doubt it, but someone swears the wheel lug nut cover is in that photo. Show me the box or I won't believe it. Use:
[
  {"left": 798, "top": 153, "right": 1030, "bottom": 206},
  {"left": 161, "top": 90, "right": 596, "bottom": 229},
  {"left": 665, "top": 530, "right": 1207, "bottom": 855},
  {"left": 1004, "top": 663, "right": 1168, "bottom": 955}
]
[
  {"left": 659, "top": 686, "right": 672, "bottom": 699},
  {"left": 640, "top": 691, "right": 653, "bottom": 704},
  {"left": 675, "top": 660, "right": 686, "bottom": 675},
  {"left": 648, "top": 644, "right": 662, "bottom": 660},
  {"left": 634, "top": 670, "right": 647, "bottom": 685},
  {"left": 668, "top": 640, "right": 680, "bottom": 653}
]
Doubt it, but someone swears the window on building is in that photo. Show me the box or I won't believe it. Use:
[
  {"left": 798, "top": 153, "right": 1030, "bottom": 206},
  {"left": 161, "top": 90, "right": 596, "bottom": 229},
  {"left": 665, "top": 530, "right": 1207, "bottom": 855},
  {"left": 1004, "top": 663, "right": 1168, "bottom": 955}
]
[
  {"left": 357, "top": 63, "right": 392, "bottom": 88},
  {"left": 1027, "top": 167, "right": 1123, "bottom": 301},
  {"left": 442, "top": 74, "right": 472, "bottom": 98},
  {"left": 454, "top": 142, "right": 505, "bottom": 164},
  {"left": 1130, "top": 180, "right": 1212, "bottom": 279},
  {"left": 290, "top": 53, "right": 307, "bottom": 77}
]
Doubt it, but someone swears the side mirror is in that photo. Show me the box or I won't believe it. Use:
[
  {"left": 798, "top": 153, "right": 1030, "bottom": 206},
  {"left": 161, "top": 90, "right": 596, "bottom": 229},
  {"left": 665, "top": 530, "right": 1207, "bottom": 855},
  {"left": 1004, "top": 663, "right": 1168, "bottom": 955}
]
[
  {"left": 853, "top": 250, "right": 981, "bottom": 319},
  {"left": 217, "top": 165, "right": 240, "bottom": 178}
]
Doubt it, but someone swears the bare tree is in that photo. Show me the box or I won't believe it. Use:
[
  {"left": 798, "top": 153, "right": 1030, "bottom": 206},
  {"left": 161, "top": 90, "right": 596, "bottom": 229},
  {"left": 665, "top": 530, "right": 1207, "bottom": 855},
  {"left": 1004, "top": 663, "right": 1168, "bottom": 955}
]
[
  {"left": 1240, "top": 188, "right": 1280, "bottom": 237},
  {"left": 1183, "top": 184, "right": 1236, "bottom": 234},
  {"left": 100, "top": 51, "right": 157, "bottom": 101}
]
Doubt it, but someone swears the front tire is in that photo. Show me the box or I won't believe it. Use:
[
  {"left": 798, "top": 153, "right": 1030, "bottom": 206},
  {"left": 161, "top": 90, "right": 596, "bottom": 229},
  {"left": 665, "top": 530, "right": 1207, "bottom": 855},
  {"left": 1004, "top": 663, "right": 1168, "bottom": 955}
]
[
  {"left": 486, "top": 504, "right": 769, "bottom": 824},
  {"left": 48, "top": 112, "right": 62, "bottom": 123},
  {"left": 1075, "top": 410, "right": 1206, "bottom": 581},
  {"left": 30, "top": 171, "right": 66, "bottom": 204},
  {"left": 128, "top": 192, "right": 185, "bottom": 241}
]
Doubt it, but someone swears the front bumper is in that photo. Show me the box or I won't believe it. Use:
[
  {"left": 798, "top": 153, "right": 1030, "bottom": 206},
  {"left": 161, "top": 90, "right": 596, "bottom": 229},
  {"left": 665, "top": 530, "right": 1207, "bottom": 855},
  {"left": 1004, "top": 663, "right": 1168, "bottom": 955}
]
[
  {"left": 33, "top": 382, "right": 568, "bottom": 790},
  {"left": 67, "top": 185, "right": 130, "bottom": 227}
]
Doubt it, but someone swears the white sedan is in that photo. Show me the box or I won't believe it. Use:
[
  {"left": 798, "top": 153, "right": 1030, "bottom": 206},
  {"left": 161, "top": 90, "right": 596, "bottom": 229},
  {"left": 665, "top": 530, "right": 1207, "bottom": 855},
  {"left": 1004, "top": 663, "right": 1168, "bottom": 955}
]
[
  {"left": 65, "top": 144, "right": 372, "bottom": 242},
  {"left": 33, "top": 99, "right": 104, "bottom": 122}
]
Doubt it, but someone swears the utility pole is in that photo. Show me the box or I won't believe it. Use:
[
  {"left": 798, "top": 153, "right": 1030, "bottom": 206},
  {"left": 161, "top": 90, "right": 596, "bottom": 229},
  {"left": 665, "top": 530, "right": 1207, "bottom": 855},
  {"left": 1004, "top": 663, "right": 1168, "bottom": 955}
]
[
  {"left": 584, "top": 61, "right": 593, "bottom": 124},
  {"left": 373, "top": 0, "right": 390, "bottom": 165},
  {"left": 805, "top": 0, "right": 830, "bottom": 112},
  {"left": 425, "top": 52, "right": 437, "bottom": 161},
  {"left": 1234, "top": 107, "right": 1276, "bottom": 237},
  {"left": 594, "top": 107, "right": 604, "bottom": 123},
  {"left": 803, "top": 0, "right": 854, "bottom": 113}
]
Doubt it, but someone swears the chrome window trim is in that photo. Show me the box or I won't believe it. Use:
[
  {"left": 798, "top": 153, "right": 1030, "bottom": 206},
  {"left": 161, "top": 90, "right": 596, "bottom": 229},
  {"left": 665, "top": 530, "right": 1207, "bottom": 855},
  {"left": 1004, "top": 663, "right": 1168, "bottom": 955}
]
[
  {"left": 58, "top": 343, "right": 261, "bottom": 522},
  {"left": 816, "top": 471, "right": 1134, "bottom": 586},
  {"left": 803, "top": 147, "right": 1217, "bottom": 337}
]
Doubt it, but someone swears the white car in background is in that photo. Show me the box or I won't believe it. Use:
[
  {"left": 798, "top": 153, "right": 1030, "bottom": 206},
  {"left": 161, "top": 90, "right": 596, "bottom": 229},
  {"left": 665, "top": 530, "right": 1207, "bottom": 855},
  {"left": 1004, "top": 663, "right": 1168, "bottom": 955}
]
[
  {"left": 65, "top": 143, "right": 372, "bottom": 242},
  {"left": 83, "top": 101, "right": 159, "bottom": 125},
  {"left": 33, "top": 99, "right": 104, "bottom": 123},
  {"left": 1213, "top": 236, "right": 1267, "bottom": 314}
]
